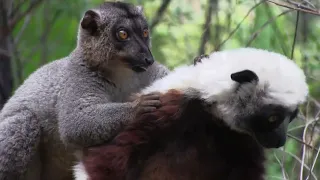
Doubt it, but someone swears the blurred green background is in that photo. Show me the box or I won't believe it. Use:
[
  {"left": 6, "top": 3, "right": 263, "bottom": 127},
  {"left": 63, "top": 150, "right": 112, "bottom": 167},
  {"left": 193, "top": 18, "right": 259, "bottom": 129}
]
[{"left": 0, "top": 0, "right": 320, "bottom": 179}]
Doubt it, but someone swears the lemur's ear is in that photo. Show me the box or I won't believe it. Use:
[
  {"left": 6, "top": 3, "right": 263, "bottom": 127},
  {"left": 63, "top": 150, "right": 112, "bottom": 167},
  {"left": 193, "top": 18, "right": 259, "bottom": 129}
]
[
  {"left": 231, "top": 70, "right": 259, "bottom": 84},
  {"left": 81, "top": 10, "right": 100, "bottom": 35}
]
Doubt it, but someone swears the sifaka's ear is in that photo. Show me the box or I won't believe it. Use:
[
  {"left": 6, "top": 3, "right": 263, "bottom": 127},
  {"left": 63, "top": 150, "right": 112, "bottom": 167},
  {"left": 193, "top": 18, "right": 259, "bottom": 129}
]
[
  {"left": 81, "top": 10, "right": 101, "bottom": 35},
  {"left": 231, "top": 69, "right": 259, "bottom": 84}
]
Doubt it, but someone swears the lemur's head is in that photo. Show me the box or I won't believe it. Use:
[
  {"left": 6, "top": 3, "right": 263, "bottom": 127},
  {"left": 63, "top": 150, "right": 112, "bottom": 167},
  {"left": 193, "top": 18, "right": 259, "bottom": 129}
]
[
  {"left": 142, "top": 48, "right": 309, "bottom": 149},
  {"left": 77, "top": 1, "right": 153, "bottom": 74}
]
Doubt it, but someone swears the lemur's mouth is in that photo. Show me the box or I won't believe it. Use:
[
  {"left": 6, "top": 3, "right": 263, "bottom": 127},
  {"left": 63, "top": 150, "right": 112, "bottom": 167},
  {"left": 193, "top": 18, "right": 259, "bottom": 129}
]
[
  {"left": 132, "top": 66, "right": 147, "bottom": 72},
  {"left": 119, "top": 56, "right": 150, "bottom": 73}
]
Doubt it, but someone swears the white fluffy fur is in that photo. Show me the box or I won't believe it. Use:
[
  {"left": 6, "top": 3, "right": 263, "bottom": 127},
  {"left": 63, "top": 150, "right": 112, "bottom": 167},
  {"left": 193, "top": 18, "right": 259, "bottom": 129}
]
[
  {"left": 73, "top": 162, "right": 89, "bottom": 180},
  {"left": 142, "top": 48, "right": 309, "bottom": 108}
]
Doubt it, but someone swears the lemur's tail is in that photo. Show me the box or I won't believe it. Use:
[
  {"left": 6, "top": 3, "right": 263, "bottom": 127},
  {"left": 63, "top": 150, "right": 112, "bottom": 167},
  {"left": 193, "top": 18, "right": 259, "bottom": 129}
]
[{"left": 0, "top": 108, "right": 41, "bottom": 179}]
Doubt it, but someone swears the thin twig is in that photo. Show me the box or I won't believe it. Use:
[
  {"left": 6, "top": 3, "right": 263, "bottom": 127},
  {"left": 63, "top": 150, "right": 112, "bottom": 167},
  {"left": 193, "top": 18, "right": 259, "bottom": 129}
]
[
  {"left": 273, "top": 152, "right": 289, "bottom": 180},
  {"left": 0, "top": 48, "right": 10, "bottom": 57},
  {"left": 280, "top": 150, "right": 318, "bottom": 180},
  {"left": 226, "top": 0, "right": 233, "bottom": 33},
  {"left": 40, "top": 0, "right": 50, "bottom": 65},
  {"left": 9, "top": 34, "right": 23, "bottom": 85},
  {"left": 215, "top": 0, "right": 266, "bottom": 50},
  {"left": 8, "top": 0, "right": 44, "bottom": 33},
  {"left": 265, "top": 3, "right": 289, "bottom": 56},
  {"left": 14, "top": 14, "right": 32, "bottom": 44},
  {"left": 300, "top": 101, "right": 311, "bottom": 180},
  {"left": 306, "top": 138, "right": 320, "bottom": 180},
  {"left": 267, "top": 0, "right": 320, "bottom": 16},
  {"left": 198, "top": 0, "right": 216, "bottom": 55},
  {"left": 7, "top": 0, "right": 14, "bottom": 16},
  {"left": 291, "top": 10, "right": 300, "bottom": 59},
  {"left": 287, "top": 133, "right": 319, "bottom": 151},
  {"left": 281, "top": 144, "right": 288, "bottom": 180},
  {"left": 288, "top": 0, "right": 317, "bottom": 10},
  {"left": 288, "top": 114, "right": 319, "bottom": 132},
  {"left": 213, "top": 10, "right": 221, "bottom": 51},
  {"left": 309, "top": 96, "right": 320, "bottom": 108},
  {"left": 246, "top": 9, "right": 293, "bottom": 47},
  {"left": 302, "top": 0, "right": 316, "bottom": 9},
  {"left": 10, "top": 0, "right": 28, "bottom": 18},
  {"left": 306, "top": 101, "right": 319, "bottom": 179}
]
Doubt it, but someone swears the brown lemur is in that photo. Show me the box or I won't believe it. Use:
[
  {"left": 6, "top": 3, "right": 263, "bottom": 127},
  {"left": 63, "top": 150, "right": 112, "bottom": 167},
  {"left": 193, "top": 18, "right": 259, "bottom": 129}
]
[{"left": 0, "top": 1, "right": 202, "bottom": 180}]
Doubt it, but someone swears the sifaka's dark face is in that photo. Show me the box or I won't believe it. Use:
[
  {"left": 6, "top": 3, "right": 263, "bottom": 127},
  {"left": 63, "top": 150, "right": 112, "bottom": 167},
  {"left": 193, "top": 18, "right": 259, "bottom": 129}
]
[
  {"left": 242, "top": 104, "right": 298, "bottom": 148},
  {"left": 79, "top": 2, "right": 154, "bottom": 73},
  {"left": 221, "top": 69, "right": 300, "bottom": 148}
]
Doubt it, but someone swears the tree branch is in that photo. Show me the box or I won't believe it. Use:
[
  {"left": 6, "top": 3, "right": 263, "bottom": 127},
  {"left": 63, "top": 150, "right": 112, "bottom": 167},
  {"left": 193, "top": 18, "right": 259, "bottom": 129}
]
[
  {"left": 287, "top": 134, "right": 318, "bottom": 151},
  {"left": 265, "top": 3, "right": 289, "bottom": 56},
  {"left": 226, "top": 0, "right": 233, "bottom": 33},
  {"left": 198, "top": 0, "right": 217, "bottom": 55},
  {"left": 150, "top": 0, "right": 171, "bottom": 31},
  {"left": 291, "top": 10, "right": 300, "bottom": 60},
  {"left": 10, "top": 0, "right": 27, "bottom": 18},
  {"left": 0, "top": 48, "right": 10, "bottom": 58},
  {"left": 213, "top": 5, "right": 220, "bottom": 51},
  {"left": 215, "top": 0, "right": 266, "bottom": 51},
  {"left": 246, "top": 9, "right": 293, "bottom": 47},
  {"left": 40, "top": 8, "right": 62, "bottom": 65},
  {"left": 8, "top": 0, "right": 44, "bottom": 34},
  {"left": 267, "top": 0, "right": 320, "bottom": 16},
  {"left": 9, "top": 35, "right": 23, "bottom": 85},
  {"left": 40, "top": 0, "right": 50, "bottom": 65},
  {"left": 0, "top": 0, "right": 13, "bottom": 110},
  {"left": 14, "top": 14, "right": 32, "bottom": 44}
]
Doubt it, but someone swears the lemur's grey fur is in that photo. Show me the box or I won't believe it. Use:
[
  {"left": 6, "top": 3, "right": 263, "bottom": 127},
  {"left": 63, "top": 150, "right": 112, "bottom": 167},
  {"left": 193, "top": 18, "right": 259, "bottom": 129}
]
[{"left": 0, "top": 2, "right": 169, "bottom": 180}]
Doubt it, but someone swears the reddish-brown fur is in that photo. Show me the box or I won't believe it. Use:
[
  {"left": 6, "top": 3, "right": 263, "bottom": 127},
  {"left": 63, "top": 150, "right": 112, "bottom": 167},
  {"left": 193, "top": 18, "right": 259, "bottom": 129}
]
[{"left": 82, "top": 89, "right": 266, "bottom": 180}]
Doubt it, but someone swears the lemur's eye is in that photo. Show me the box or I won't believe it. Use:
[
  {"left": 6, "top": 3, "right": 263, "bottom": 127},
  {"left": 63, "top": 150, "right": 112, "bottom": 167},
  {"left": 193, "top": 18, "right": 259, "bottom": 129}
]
[
  {"left": 268, "top": 115, "right": 278, "bottom": 123},
  {"left": 117, "top": 30, "right": 128, "bottom": 40},
  {"left": 143, "top": 29, "right": 149, "bottom": 38}
]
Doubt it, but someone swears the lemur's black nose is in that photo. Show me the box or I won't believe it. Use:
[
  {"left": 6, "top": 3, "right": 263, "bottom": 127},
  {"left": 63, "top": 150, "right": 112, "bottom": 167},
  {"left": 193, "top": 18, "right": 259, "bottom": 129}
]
[{"left": 144, "top": 57, "right": 154, "bottom": 66}]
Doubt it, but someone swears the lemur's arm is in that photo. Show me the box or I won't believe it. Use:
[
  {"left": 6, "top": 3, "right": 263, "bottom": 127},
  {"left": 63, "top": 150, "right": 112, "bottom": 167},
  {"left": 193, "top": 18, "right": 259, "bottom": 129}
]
[
  {"left": 80, "top": 89, "right": 184, "bottom": 180},
  {"left": 57, "top": 74, "right": 163, "bottom": 149}
]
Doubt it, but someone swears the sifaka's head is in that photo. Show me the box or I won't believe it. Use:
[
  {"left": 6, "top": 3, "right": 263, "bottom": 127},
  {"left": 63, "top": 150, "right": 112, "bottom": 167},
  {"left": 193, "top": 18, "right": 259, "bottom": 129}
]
[
  {"left": 77, "top": 1, "right": 153, "bottom": 74},
  {"left": 142, "top": 48, "right": 309, "bottom": 148}
]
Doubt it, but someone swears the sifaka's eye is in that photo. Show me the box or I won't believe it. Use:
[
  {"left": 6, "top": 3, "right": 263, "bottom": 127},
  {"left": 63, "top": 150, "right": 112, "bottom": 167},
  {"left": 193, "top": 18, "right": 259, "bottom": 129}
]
[
  {"left": 268, "top": 115, "right": 278, "bottom": 123},
  {"left": 143, "top": 29, "right": 149, "bottom": 38},
  {"left": 117, "top": 30, "right": 128, "bottom": 40}
]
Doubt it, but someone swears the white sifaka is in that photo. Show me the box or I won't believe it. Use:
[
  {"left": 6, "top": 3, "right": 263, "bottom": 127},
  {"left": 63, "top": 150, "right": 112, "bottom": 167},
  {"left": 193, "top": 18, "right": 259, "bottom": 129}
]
[{"left": 142, "top": 47, "right": 308, "bottom": 107}]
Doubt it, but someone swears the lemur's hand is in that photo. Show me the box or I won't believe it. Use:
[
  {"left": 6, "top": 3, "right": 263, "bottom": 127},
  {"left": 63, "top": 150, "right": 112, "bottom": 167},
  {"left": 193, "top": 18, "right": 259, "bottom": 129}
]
[
  {"left": 193, "top": 54, "right": 209, "bottom": 65},
  {"left": 131, "top": 92, "right": 162, "bottom": 117}
]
